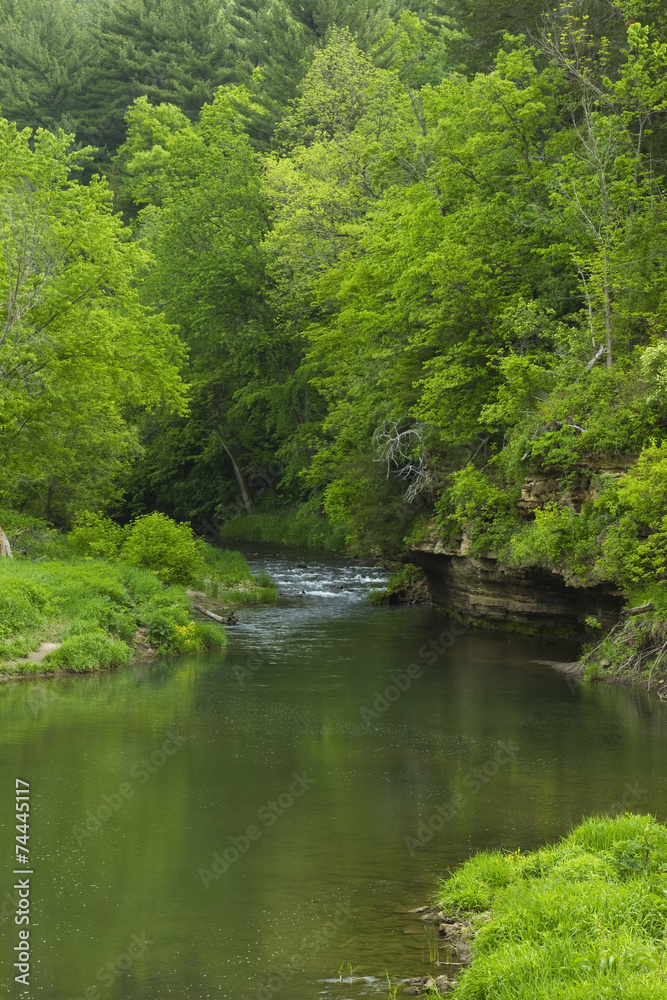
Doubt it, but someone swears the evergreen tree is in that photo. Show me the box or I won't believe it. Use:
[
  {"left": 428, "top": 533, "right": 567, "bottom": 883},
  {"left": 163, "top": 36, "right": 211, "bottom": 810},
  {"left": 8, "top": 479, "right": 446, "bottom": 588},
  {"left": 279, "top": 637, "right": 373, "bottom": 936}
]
[
  {"left": 229, "top": 0, "right": 314, "bottom": 146},
  {"left": 284, "top": 0, "right": 400, "bottom": 47},
  {"left": 0, "top": 0, "right": 95, "bottom": 138},
  {"left": 91, "top": 0, "right": 235, "bottom": 154}
]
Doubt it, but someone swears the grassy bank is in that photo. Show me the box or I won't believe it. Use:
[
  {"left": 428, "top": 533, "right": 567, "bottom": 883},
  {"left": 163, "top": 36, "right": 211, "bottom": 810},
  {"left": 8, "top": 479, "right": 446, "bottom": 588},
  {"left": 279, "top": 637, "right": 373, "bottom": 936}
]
[
  {"left": 369, "top": 564, "right": 429, "bottom": 605},
  {"left": 436, "top": 814, "right": 667, "bottom": 999},
  {"left": 219, "top": 508, "right": 347, "bottom": 552},
  {"left": 580, "top": 587, "right": 667, "bottom": 692},
  {"left": 0, "top": 512, "right": 277, "bottom": 677}
]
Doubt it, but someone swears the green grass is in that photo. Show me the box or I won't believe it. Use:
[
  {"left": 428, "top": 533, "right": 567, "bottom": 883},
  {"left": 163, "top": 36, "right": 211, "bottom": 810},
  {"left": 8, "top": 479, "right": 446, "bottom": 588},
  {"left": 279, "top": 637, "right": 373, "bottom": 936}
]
[
  {"left": 0, "top": 508, "right": 278, "bottom": 674},
  {"left": 580, "top": 585, "right": 667, "bottom": 687},
  {"left": 0, "top": 555, "right": 230, "bottom": 674},
  {"left": 195, "top": 542, "right": 278, "bottom": 605},
  {"left": 219, "top": 509, "right": 348, "bottom": 551},
  {"left": 438, "top": 814, "right": 667, "bottom": 1000}
]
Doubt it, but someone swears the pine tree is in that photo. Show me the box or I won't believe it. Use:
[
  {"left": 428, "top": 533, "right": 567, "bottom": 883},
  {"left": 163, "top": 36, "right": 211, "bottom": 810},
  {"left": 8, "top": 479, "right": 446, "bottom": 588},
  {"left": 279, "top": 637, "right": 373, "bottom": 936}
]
[
  {"left": 229, "top": 0, "right": 314, "bottom": 146},
  {"left": 91, "top": 0, "right": 236, "bottom": 154},
  {"left": 0, "top": 0, "right": 95, "bottom": 137}
]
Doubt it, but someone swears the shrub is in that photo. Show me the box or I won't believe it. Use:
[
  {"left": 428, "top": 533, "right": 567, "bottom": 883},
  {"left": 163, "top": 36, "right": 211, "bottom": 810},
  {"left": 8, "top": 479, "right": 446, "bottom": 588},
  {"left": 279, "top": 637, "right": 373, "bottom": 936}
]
[
  {"left": 69, "top": 512, "right": 127, "bottom": 559},
  {"left": 436, "top": 465, "right": 519, "bottom": 554},
  {"left": 43, "top": 630, "right": 131, "bottom": 672},
  {"left": 169, "top": 620, "right": 227, "bottom": 652},
  {"left": 597, "top": 442, "right": 667, "bottom": 586},
  {"left": 140, "top": 595, "right": 190, "bottom": 651},
  {"left": 121, "top": 512, "right": 203, "bottom": 584},
  {"left": 509, "top": 500, "right": 607, "bottom": 575}
]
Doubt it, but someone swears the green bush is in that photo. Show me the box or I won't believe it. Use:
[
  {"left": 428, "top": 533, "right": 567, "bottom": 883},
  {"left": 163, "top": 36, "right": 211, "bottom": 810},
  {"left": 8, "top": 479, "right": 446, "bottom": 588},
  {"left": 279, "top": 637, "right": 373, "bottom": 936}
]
[
  {"left": 168, "top": 620, "right": 227, "bottom": 652},
  {"left": 436, "top": 465, "right": 519, "bottom": 554},
  {"left": 69, "top": 512, "right": 127, "bottom": 559},
  {"left": 43, "top": 630, "right": 132, "bottom": 672},
  {"left": 140, "top": 594, "right": 191, "bottom": 651},
  {"left": 121, "top": 512, "right": 203, "bottom": 584},
  {"left": 509, "top": 500, "right": 607, "bottom": 575},
  {"left": 597, "top": 443, "right": 667, "bottom": 586}
]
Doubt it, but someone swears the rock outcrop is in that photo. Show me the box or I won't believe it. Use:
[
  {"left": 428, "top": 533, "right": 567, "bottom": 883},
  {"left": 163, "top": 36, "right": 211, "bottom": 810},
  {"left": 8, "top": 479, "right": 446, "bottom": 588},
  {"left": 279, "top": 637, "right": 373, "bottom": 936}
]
[{"left": 407, "top": 531, "right": 623, "bottom": 638}]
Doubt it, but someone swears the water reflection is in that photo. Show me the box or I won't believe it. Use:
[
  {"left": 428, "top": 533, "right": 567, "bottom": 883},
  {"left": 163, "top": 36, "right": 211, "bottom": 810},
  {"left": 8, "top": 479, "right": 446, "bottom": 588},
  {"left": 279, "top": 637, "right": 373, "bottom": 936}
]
[{"left": 1, "top": 548, "right": 666, "bottom": 998}]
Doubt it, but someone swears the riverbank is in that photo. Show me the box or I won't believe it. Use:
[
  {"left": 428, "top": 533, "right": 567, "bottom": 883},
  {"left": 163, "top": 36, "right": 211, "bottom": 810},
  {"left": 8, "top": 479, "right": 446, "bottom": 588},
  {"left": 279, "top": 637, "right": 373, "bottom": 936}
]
[
  {"left": 407, "top": 814, "right": 667, "bottom": 999},
  {"left": 0, "top": 545, "right": 276, "bottom": 680}
]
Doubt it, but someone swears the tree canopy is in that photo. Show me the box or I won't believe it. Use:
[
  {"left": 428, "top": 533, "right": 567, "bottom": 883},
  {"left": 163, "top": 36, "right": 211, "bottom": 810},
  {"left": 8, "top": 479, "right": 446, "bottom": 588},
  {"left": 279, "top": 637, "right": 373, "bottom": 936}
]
[{"left": 2, "top": 0, "right": 667, "bottom": 588}]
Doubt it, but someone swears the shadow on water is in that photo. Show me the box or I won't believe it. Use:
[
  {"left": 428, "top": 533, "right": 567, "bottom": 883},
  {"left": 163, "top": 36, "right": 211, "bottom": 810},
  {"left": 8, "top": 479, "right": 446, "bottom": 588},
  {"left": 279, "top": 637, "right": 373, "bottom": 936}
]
[{"left": 1, "top": 545, "right": 666, "bottom": 998}]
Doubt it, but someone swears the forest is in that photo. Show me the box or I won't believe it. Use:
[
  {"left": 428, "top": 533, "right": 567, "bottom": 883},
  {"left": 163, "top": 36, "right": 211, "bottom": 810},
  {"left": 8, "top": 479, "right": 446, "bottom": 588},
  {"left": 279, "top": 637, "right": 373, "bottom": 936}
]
[
  {"left": 4, "top": 5, "right": 667, "bottom": 997},
  {"left": 2, "top": 0, "right": 667, "bottom": 604}
]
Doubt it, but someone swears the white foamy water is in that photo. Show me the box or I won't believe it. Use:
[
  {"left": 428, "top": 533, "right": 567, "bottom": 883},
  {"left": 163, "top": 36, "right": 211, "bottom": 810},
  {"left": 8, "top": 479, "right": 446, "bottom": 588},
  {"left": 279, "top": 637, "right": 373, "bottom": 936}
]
[{"left": 243, "top": 549, "right": 389, "bottom": 602}]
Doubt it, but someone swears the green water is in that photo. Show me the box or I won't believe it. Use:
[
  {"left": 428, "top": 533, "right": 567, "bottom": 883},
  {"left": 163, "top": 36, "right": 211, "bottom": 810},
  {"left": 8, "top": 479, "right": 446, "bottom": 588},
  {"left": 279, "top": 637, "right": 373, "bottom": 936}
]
[{"left": 1, "top": 550, "right": 667, "bottom": 999}]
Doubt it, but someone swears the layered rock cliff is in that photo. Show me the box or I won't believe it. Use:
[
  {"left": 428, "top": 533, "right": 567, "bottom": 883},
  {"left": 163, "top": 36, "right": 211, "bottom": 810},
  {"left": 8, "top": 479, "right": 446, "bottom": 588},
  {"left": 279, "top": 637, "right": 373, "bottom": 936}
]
[{"left": 406, "top": 470, "right": 627, "bottom": 638}]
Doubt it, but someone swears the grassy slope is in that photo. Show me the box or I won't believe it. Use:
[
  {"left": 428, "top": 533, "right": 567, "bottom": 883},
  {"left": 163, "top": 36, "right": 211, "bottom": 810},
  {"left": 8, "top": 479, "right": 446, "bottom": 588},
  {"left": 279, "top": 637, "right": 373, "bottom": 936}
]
[
  {"left": 0, "top": 547, "right": 275, "bottom": 676},
  {"left": 437, "top": 814, "right": 667, "bottom": 1000}
]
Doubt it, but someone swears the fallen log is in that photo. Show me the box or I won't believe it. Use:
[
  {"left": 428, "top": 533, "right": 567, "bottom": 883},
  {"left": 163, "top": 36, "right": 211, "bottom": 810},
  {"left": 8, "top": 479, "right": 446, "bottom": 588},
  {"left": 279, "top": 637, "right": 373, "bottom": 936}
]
[{"left": 193, "top": 604, "right": 239, "bottom": 625}]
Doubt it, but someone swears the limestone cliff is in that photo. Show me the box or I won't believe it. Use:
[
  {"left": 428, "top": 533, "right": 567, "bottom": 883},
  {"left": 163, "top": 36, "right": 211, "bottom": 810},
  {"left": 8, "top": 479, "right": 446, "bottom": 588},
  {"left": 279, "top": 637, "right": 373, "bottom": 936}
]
[{"left": 407, "top": 470, "right": 627, "bottom": 637}]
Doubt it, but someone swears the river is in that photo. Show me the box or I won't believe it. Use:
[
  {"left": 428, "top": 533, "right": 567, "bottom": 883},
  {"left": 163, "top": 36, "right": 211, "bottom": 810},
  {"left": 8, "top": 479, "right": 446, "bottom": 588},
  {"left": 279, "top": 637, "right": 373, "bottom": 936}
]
[{"left": 1, "top": 545, "right": 667, "bottom": 998}]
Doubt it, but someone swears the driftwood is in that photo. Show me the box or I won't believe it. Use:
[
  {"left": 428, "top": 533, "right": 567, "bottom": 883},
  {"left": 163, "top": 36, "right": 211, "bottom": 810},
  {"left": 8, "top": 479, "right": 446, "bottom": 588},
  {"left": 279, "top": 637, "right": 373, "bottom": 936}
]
[
  {"left": 621, "top": 602, "right": 654, "bottom": 617},
  {"left": 193, "top": 604, "right": 239, "bottom": 626},
  {"left": 0, "top": 526, "right": 12, "bottom": 557}
]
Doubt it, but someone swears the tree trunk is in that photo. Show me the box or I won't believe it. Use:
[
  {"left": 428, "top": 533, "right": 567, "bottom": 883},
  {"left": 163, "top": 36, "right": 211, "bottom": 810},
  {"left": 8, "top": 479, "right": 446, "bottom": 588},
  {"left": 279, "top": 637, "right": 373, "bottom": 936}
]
[
  {"left": 603, "top": 251, "right": 613, "bottom": 367},
  {"left": 0, "top": 526, "right": 13, "bottom": 557},
  {"left": 213, "top": 427, "right": 253, "bottom": 514}
]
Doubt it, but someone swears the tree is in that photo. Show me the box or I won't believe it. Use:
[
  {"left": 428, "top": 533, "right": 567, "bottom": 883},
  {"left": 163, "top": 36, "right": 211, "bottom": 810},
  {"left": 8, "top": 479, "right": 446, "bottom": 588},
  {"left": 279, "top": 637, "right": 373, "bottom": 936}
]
[
  {"left": 0, "top": 0, "right": 96, "bottom": 139},
  {"left": 542, "top": 14, "right": 667, "bottom": 366},
  {"left": 91, "top": 0, "right": 236, "bottom": 154},
  {"left": 119, "top": 90, "right": 312, "bottom": 520},
  {"left": 229, "top": 0, "right": 314, "bottom": 146},
  {"left": 0, "top": 119, "right": 186, "bottom": 522}
]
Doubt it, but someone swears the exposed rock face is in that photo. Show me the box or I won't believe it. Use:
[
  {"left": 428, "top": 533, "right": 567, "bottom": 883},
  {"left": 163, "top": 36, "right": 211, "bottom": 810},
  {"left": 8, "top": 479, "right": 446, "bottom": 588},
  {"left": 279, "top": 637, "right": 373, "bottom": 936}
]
[
  {"left": 518, "top": 462, "right": 634, "bottom": 516},
  {"left": 408, "top": 537, "right": 623, "bottom": 638}
]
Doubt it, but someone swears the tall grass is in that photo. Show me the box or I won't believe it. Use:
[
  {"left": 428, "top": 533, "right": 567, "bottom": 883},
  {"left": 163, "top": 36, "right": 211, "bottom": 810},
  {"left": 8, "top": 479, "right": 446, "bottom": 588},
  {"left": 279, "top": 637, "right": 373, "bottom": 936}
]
[
  {"left": 195, "top": 542, "right": 278, "bottom": 604},
  {"left": 219, "top": 509, "right": 348, "bottom": 551},
  {"left": 0, "top": 557, "right": 228, "bottom": 674},
  {"left": 438, "top": 814, "right": 667, "bottom": 999}
]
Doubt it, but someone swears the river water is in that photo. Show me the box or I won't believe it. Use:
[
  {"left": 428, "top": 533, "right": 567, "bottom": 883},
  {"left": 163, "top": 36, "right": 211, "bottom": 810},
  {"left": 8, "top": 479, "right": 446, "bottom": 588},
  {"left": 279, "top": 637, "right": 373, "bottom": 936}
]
[{"left": 2, "top": 546, "right": 667, "bottom": 999}]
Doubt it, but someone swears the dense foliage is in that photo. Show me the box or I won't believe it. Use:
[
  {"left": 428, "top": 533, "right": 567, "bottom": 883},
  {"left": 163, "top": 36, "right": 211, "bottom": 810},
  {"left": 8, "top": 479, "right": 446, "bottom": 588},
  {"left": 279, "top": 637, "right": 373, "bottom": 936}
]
[{"left": 1, "top": 0, "right": 667, "bottom": 591}]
